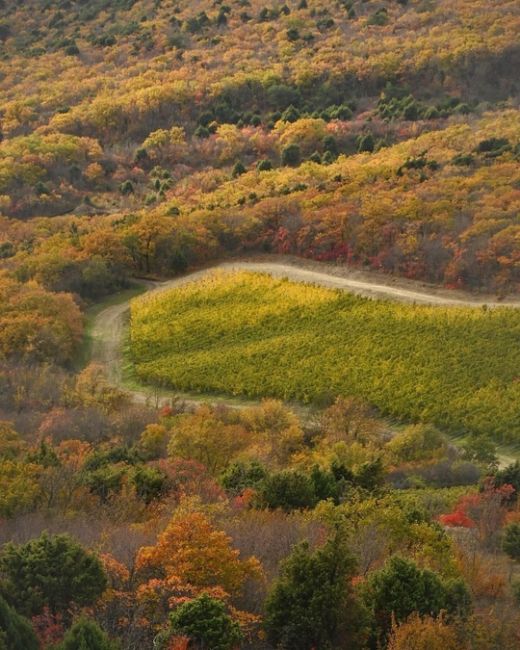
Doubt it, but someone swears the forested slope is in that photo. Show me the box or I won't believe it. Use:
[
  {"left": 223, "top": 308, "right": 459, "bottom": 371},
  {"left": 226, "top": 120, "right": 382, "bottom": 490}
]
[
  {"left": 1, "top": 2, "right": 520, "bottom": 649},
  {"left": 0, "top": 0, "right": 519, "bottom": 293}
]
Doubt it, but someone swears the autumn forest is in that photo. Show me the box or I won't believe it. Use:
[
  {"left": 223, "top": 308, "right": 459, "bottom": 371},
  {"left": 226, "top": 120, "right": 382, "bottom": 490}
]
[{"left": 0, "top": 0, "right": 520, "bottom": 648}]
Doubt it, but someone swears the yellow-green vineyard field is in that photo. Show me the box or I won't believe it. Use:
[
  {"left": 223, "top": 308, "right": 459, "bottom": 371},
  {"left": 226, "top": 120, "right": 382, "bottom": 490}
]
[{"left": 129, "top": 272, "right": 520, "bottom": 442}]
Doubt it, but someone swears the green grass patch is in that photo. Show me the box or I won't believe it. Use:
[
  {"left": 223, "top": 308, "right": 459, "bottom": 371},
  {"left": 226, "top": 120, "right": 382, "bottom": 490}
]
[{"left": 129, "top": 272, "right": 520, "bottom": 442}]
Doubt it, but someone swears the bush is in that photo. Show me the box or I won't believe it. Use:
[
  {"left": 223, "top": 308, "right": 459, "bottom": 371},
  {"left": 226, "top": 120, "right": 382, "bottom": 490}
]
[
  {"left": 220, "top": 460, "right": 267, "bottom": 495},
  {"left": 363, "top": 556, "right": 471, "bottom": 642},
  {"left": 119, "top": 180, "right": 134, "bottom": 195},
  {"left": 132, "top": 466, "right": 167, "bottom": 503}
]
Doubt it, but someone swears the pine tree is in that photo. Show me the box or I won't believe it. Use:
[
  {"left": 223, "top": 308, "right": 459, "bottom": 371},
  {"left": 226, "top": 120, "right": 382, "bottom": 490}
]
[
  {"left": 264, "top": 533, "right": 364, "bottom": 649},
  {"left": 0, "top": 533, "right": 107, "bottom": 618},
  {"left": 57, "top": 618, "right": 117, "bottom": 650},
  {"left": 0, "top": 596, "right": 38, "bottom": 650}
]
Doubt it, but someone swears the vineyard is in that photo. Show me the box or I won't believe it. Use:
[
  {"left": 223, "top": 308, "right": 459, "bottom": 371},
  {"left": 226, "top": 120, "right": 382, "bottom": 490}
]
[{"left": 129, "top": 272, "right": 520, "bottom": 442}]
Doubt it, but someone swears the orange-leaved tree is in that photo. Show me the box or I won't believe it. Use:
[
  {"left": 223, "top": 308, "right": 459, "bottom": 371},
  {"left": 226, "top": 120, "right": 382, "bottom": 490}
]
[
  {"left": 135, "top": 510, "right": 262, "bottom": 618},
  {"left": 387, "top": 614, "right": 461, "bottom": 650}
]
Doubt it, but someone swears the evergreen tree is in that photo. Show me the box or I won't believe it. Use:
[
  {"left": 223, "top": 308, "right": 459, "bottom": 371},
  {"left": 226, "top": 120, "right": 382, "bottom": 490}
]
[
  {"left": 257, "top": 158, "right": 273, "bottom": 171},
  {"left": 264, "top": 534, "right": 364, "bottom": 649},
  {"left": 0, "top": 533, "right": 107, "bottom": 618},
  {"left": 357, "top": 133, "right": 375, "bottom": 153},
  {"left": 57, "top": 618, "right": 117, "bottom": 650},
  {"left": 281, "top": 143, "right": 301, "bottom": 167},
  {"left": 169, "top": 594, "right": 242, "bottom": 650},
  {"left": 0, "top": 595, "right": 38, "bottom": 650},
  {"left": 323, "top": 134, "right": 339, "bottom": 155},
  {"left": 281, "top": 105, "right": 300, "bottom": 123},
  {"left": 363, "top": 556, "right": 471, "bottom": 642},
  {"left": 232, "top": 161, "right": 246, "bottom": 178},
  {"left": 258, "top": 469, "right": 317, "bottom": 510}
]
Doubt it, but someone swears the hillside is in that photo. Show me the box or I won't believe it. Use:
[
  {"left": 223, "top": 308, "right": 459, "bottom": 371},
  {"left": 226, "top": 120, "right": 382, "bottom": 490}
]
[
  {"left": 1, "top": 2, "right": 520, "bottom": 649},
  {"left": 0, "top": 0, "right": 519, "bottom": 293}
]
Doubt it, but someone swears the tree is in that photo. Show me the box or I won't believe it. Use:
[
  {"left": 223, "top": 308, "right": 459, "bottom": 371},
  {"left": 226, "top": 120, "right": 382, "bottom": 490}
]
[
  {"left": 83, "top": 464, "right": 126, "bottom": 502},
  {"left": 169, "top": 594, "right": 242, "bottom": 650},
  {"left": 232, "top": 161, "right": 246, "bottom": 178},
  {"left": 135, "top": 511, "right": 261, "bottom": 599},
  {"left": 357, "top": 133, "right": 375, "bottom": 153},
  {"left": 321, "top": 396, "right": 379, "bottom": 445},
  {"left": 323, "top": 135, "right": 338, "bottom": 156},
  {"left": 220, "top": 460, "right": 267, "bottom": 496},
  {"left": 355, "top": 458, "right": 385, "bottom": 492},
  {"left": 0, "top": 459, "right": 40, "bottom": 517},
  {"left": 264, "top": 534, "right": 364, "bottom": 649},
  {"left": 0, "top": 421, "right": 25, "bottom": 459},
  {"left": 257, "top": 470, "right": 317, "bottom": 511},
  {"left": 287, "top": 27, "right": 300, "bottom": 42},
  {"left": 386, "top": 425, "right": 447, "bottom": 463},
  {"left": 0, "top": 273, "right": 83, "bottom": 364},
  {"left": 387, "top": 614, "right": 460, "bottom": 650},
  {"left": 281, "top": 105, "right": 300, "bottom": 123},
  {"left": 281, "top": 143, "right": 301, "bottom": 167},
  {"left": 119, "top": 180, "right": 134, "bottom": 195},
  {"left": 322, "top": 150, "right": 336, "bottom": 165},
  {"left": 132, "top": 465, "right": 167, "bottom": 504},
  {"left": 137, "top": 423, "right": 169, "bottom": 460},
  {"left": 277, "top": 118, "right": 327, "bottom": 156},
  {"left": 56, "top": 617, "right": 117, "bottom": 650},
  {"left": 363, "top": 556, "right": 471, "bottom": 641},
  {"left": 0, "top": 533, "right": 107, "bottom": 618},
  {"left": 257, "top": 159, "right": 273, "bottom": 171},
  {"left": 168, "top": 407, "right": 251, "bottom": 475},
  {"left": 502, "top": 523, "right": 520, "bottom": 561},
  {"left": 0, "top": 595, "right": 38, "bottom": 650}
]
